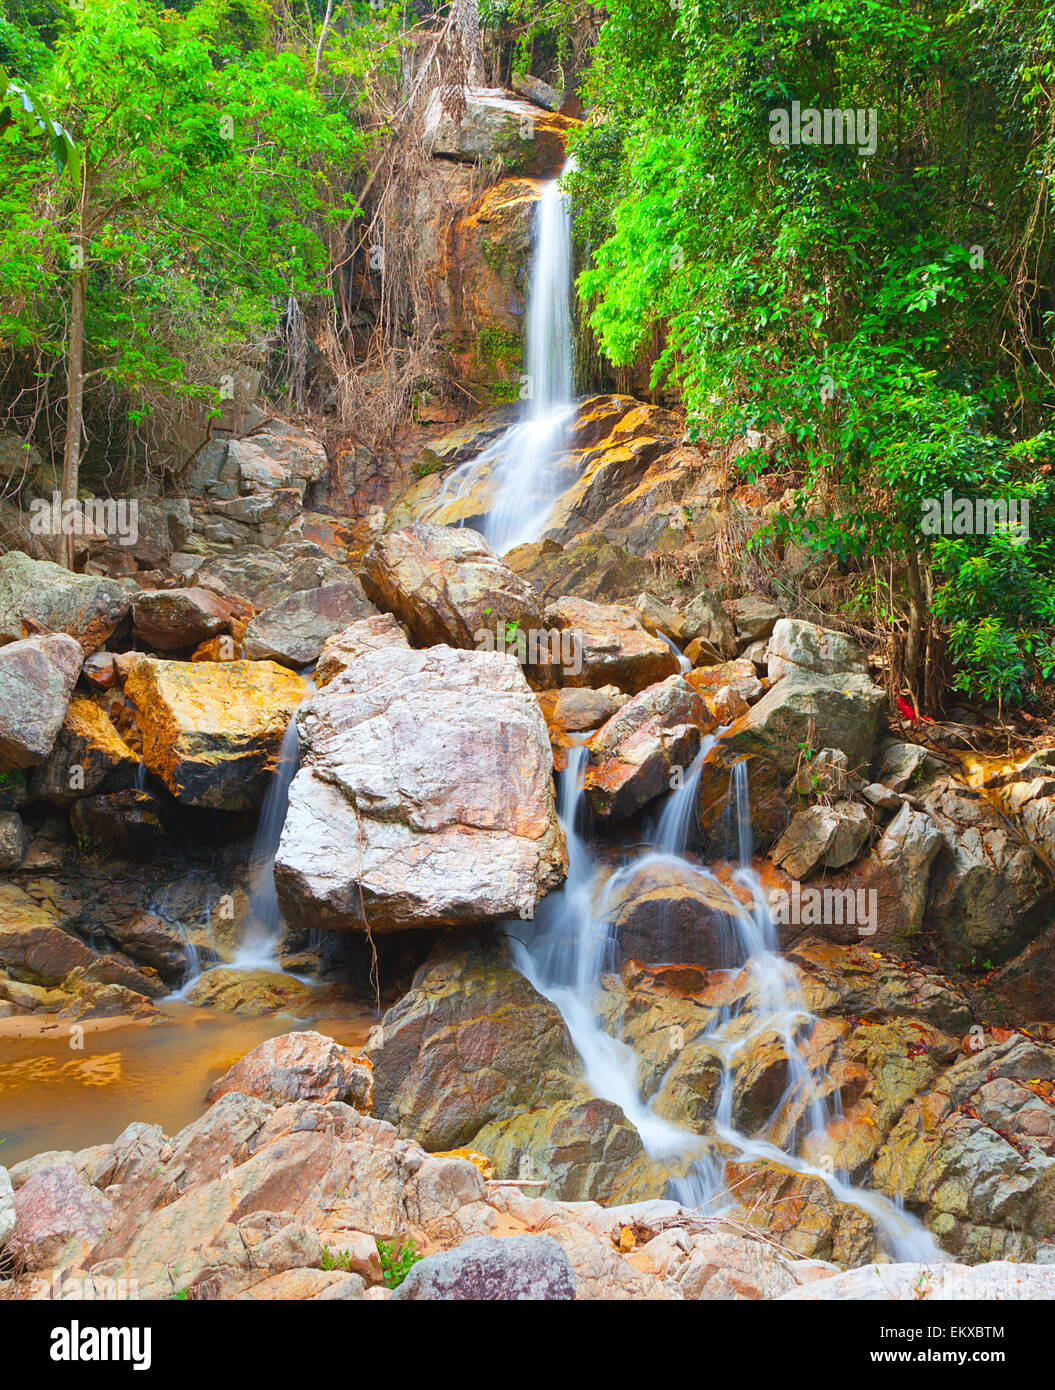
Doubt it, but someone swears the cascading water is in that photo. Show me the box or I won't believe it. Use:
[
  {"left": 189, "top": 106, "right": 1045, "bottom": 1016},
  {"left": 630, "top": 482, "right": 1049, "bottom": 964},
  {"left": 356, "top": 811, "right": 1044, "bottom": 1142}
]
[
  {"left": 509, "top": 738, "right": 942, "bottom": 1261},
  {"left": 422, "top": 163, "right": 577, "bottom": 553},
  {"left": 232, "top": 708, "right": 304, "bottom": 971}
]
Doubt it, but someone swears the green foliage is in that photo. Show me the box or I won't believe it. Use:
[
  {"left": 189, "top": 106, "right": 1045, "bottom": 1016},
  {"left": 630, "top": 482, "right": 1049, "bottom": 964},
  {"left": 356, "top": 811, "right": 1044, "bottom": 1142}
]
[
  {"left": 0, "top": 0, "right": 365, "bottom": 433},
  {"left": 569, "top": 0, "right": 1055, "bottom": 704},
  {"left": 376, "top": 1237, "right": 421, "bottom": 1289},
  {"left": 320, "top": 1244, "right": 353, "bottom": 1272}
]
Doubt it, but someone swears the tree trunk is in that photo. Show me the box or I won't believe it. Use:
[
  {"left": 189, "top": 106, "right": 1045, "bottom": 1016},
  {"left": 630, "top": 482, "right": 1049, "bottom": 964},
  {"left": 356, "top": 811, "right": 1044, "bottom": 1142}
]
[
  {"left": 60, "top": 172, "right": 89, "bottom": 571},
  {"left": 904, "top": 540, "right": 926, "bottom": 709},
  {"left": 452, "top": 0, "right": 484, "bottom": 86}
]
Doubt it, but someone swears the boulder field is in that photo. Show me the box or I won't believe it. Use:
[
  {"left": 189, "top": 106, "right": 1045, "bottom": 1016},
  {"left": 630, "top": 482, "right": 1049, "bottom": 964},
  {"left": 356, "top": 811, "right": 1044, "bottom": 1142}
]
[{"left": 2, "top": 385, "right": 1055, "bottom": 1299}]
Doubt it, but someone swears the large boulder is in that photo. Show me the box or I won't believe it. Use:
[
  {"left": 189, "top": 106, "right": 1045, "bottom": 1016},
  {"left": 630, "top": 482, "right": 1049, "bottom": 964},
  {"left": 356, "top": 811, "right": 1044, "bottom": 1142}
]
[
  {"left": 766, "top": 619, "right": 871, "bottom": 683},
  {"left": 544, "top": 596, "right": 680, "bottom": 695},
  {"left": 315, "top": 613, "right": 410, "bottom": 688},
  {"left": 584, "top": 675, "right": 714, "bottom": 820},
  {"left": 360, "top": 522, "right": 545, "bottom": 658},
  {"left": 391, "top": 1233, "right": 576, "bottom": 1301},
  {"left": 131, "top": 587, "right": 233, "bottom": 652},
  {"left": 28, "top": 696, "right": 138, "bottom": 804},
  {"left": 506, "top": 535, "right": 651, "bottom": 603},
  {"left": 0, "top": 633, "right": 83, "bottom": 767},
  {"left": 124, "top": 656, "right": 306, "bottom": 809},
  {"left": 365, "top": 939, "right": 579, "bottom": 1149},
  {"left": 274, "top": 645, "right": 566, "bottom": 932},
  {"left": 243, "top": 581, "right": 376, "bottom": 668},
  {"left": 70, "top": 790, "right": 167, "bottom": 861},
  {"left": 9, "top": 1162, "right": 116, "bottom": 1270},
  {"left": 422, "top": 87, "right": 578, "bottom": 177},
  {"left": 716, "top": 673, "right": 886, "bottom": 780},
  {"left": 206, "top": 1032, "right": 374, "bottom": 1110},
  {"left": 0, "top": 551, "right": 128, "bottom": 654},
  {"left": 596, "top": 857, "right": 750, "bottom": 967},
  {"left": 920, "top": 780, "right": 1053, "bottom": 964}
]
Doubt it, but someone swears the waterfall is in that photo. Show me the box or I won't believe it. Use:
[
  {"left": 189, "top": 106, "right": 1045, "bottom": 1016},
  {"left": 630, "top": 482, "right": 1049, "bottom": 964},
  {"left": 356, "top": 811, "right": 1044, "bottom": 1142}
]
[
  {"left": 509, "top": 745, "right": 942, "bottom": 1261},
  {"left": 422, "top": 163, "right": 577, "bottom": 553},
  {"left": 232, "top": 710, "right": 303, "bottom": 971}
]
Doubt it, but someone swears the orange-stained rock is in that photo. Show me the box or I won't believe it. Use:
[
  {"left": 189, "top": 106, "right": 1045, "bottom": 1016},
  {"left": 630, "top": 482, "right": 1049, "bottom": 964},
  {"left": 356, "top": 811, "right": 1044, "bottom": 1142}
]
[
  {"left": 206, "top": 1031, "right": 374, "bottom": 1111},
  {"left": 124, "top": 657, "right": 306, "bottom": 809},
  {"left": 431, "top": 1149, "right": 496, "bottom": 1180},
  {"left": 28, "top": 696, "right": 138, "bottom": 804},
  {"left": 191, "top": 634, "right": 244, "bottom": 662},
  {"left": 544, "top": 596, "right": 679, "bottom": 695},
  {"left": 584, "top": 675, "right": 714, "bottom": 821}
]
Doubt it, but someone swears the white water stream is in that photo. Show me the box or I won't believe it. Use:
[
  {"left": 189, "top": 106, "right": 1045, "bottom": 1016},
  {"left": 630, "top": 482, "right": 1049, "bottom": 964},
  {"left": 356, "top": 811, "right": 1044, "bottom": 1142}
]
[
  {"left": 509, "top": 742, "right": 941, "bottom": 1259},
  {"left": 423, "top": 165, "right": 577, "bottom": 553}
]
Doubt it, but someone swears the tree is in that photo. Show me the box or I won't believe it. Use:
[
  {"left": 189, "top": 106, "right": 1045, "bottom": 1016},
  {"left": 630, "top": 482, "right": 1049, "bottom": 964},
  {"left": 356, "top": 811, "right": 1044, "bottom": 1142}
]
[{"left": 0, "top": 0, "right": 363, "bottom": 566}]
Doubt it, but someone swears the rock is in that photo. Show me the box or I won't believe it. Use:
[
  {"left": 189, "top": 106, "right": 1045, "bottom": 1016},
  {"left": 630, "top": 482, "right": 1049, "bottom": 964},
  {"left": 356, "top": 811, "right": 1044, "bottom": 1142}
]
[
  {"left": 727, "top": 596, "right": 782, "bottom": 646},
  {"left": 984, "top": 926, "right": 1055, "bottom": 1022},
  {"left": 771, "top": 801, "right": 871, "bottom": 879},
  {"left": 195, "top": 543, "right": 356, "bottom": 611},
  {"left": 184, "top": 967, "right": 320, "bottom": 1016},
  {"left": 274, "top": 646, "right": 566, "bottom": 933},
  {"left": 0, "top": 810, "right": 27, "bottom": 870},
  {"left": 536, "top": 685, "right": 627, "bottom": 734},
  {"left": 724, "top": 1160, "right": 881, "bottom": 1265},
  {"left": 584, "top": 675, "right": 714, "bottom": 820},
  {"left": 694, "top": 742, "right": 791, "bottom": 855},
  {"left": 0, "top": 1165, "right": 13, "bottom": 1250},
  {"left": 360, "top": 522, "right": 546, "bottom": 661},
  {"left": 874, "top": 739, "right": 935, "bottom": 792},
  {"left": 243, "top": 582, "right": 376, "bottom": 668},
  {"left": 920, "top": 780, "right": 1052, "bottom": 964},
  {"left": 70, "top": 790, "right": 167, "bottom": 860},
  {"left": 124, "top": 656, "right": 305, "bottom": 809},
  {"left": 766, "top": 618, "right": 871, "bottom": 683},
  {"left": 28, "top": 696, "right": 138, "bottom": 804},
  {"left": 685, "top": 658, "right": 763, "bottom": 704},
  {"left": 512, "top": 72, "right": 563, "bottom": 110},
  {"left": 835, "top": 803, "right": 943, "bottom": 948},
  {"left": 366, "top": 939, "right": 579, "bottom": 1149},
  {"left": 206, "top": 1032, "right": 374, "bottom": 1110},
  {"left": 717, "top": 673, "right": 887, "bottom": 780},
  {"left": 546, "top": 1223, "right": 673, "bottom": 1299},
  {"left": 634, "top": 592, "right": 684, "bottom": 642},
  {"left": 544, "top": 596, "right": 680, "bottom": 695},
  {"left": 421, "top": 87, "right": 577, "bottom": 177},
  {"left": 0, "top": 551, "right": 129, "bottom": 654},
  {"left": 874, "top": 1032, "right": 1055, "bottom": 1261},
  {"left": 104, "top": 911, "right": 200, "bottom": 981},
  {"left": 226, "top": 422, "right": 329, "bottom": 499},
  {"left": 596, "top": 859, "right": 753, "bottom": 966},
  {"left": 131, "top": 587, "right": 232, "bottom": 651},
  {"left": 787, "top": 939, "right": 972, "bottom": 1034},
  {"left": 390, "top": 1234, "right": 576, "bottom": 1300},
  {"left": 779, "top": 1260, "right": 1055, "bottom": 1299},
  {"left": 9, "top": 1162, "right": 116, "bottom": 1270},
  {"left": 505, "top": 535, "right": 651, "bottom": 603},
  {"left": 315, "top": 613, "right": 409, "bottom": 687},
  {"left": 473, "top": 1094, "right": 668, "bottom": 1204},
  {"left": 0, "top": 633, "right": 83, "bottom": 767},
  {"left": 671, "top": 1231, "right": 830, "bottom": 1300},
  {"left": 680, "top": 590, "right": 737, "bottom": 662}
]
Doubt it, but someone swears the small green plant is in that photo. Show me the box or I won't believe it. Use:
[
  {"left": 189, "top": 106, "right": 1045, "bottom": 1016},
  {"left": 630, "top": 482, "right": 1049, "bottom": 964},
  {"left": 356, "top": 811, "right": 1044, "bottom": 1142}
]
[
  {"left": 320, "top": 1244, "right": 352, "bottom": 1272},
  {"left": 376, "top": 1237, "right": 421, "bottom": 1289}
]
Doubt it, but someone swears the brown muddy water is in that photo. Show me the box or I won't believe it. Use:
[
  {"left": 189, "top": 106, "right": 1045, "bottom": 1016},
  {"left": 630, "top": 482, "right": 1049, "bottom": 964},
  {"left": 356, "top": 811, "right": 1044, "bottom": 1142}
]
[{"left": 0, "top": 1002, "right": 375, "bottom": 1167}]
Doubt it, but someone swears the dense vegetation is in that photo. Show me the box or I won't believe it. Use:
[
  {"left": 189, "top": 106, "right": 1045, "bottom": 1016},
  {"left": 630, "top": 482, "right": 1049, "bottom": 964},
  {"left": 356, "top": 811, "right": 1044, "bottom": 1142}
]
[
  {"left": 564, "top": 0, "right": 1055, "bottom": 706},
  {"left": 2, "top": 0, "right": 1054, "bottom": 706}
]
